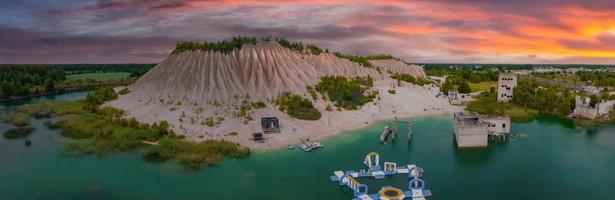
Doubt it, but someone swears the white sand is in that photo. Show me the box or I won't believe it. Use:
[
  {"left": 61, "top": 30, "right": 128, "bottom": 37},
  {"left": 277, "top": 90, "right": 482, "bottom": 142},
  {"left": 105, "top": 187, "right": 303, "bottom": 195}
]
[{"left": 108, "top": 79, "right": 461, "bottom": 150}]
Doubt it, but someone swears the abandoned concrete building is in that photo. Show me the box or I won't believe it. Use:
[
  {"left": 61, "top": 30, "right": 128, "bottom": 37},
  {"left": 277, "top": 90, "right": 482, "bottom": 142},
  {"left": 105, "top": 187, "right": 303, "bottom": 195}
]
[
  {"left": 453, "top": 112, "right": 511, "bottom": 148},
  {"left": 573, "top": 96, "right": 615, "bottom": 119},
  {"left": 497, "top": 73, "right": 518, "bottom": 102},
  {"left": 482, "top": 116, "right": 511, "bottom": 135},
  {"left": 448, "top": 90, "right": 461, "bottom": 105}
]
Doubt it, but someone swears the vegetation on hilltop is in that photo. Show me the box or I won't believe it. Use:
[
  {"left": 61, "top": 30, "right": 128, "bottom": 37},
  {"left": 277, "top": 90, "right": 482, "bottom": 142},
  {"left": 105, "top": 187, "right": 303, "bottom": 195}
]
[
  {"left": 171, "top": 36, "right": 400, "bottom": 71},
  {"left": 314, "top": 76, "right": 378, "bottom": 110},
  {"left": 275, "top": 92, "right": 321, "bottom": 120},
  {"left": 391, "top": 73, "right": 432, "bottom": 86},
  {"left": 173, "top": 36, "right": 258, "bottom": 54},
  {"left": 333, "top": 52, "right": 393, "bottom": 70}
]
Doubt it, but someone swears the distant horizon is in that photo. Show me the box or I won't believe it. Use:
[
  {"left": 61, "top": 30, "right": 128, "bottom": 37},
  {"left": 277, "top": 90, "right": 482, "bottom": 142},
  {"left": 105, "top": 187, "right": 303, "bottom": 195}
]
[
  {"left": 4, "top": 62, "right": 615, "bottom": 67},
  {"left": 2, "top": 1, "right": 615, "bottom": 64}
]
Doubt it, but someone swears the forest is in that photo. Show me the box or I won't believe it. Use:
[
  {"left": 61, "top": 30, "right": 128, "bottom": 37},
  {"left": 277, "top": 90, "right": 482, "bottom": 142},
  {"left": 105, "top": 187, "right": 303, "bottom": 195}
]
[
  {"left": 576, "top": 71, "right": 615, "bottom": 87},
  {"left": 0, "top": 65, "right": 65, "bottom": 99},
  {"left": 0, "top": 64, "right": 152, "bottom": 100}
]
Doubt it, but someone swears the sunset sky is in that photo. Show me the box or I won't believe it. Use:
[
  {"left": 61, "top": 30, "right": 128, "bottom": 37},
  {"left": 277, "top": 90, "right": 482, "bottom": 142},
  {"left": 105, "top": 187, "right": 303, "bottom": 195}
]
[{"left": 2, "top": 0, "right": 615, "bottom": 64}]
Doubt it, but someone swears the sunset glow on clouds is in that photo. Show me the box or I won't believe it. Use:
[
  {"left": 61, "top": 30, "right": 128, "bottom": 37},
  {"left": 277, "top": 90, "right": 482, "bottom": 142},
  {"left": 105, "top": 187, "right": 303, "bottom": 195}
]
[{"left": 1, "top": 0, "right": 615, "bottom": 64}]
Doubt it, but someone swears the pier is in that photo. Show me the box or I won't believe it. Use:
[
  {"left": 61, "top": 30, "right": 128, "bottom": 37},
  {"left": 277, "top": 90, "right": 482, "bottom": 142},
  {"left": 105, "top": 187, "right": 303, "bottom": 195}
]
[
  {"left": 329, "top": 152, "right": 432, "bottom": 200},
  {"left": 379, "top": 126, "right": 395, "bottom": 143},
  {"left": 380, "top": 117, "right": 415, "bottom": 143}
]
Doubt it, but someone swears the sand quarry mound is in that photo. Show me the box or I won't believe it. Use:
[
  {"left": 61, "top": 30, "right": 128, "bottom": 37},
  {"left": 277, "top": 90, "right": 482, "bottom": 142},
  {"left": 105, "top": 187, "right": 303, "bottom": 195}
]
[
  {"left": 123, "top": 42, "right": 423, "bottom": 104},
  {"left": 370, "top": 59, "right": 426, "bottom": 77},
  {"left": 108, "top": 41, "right": 445, "bottom": 150}
]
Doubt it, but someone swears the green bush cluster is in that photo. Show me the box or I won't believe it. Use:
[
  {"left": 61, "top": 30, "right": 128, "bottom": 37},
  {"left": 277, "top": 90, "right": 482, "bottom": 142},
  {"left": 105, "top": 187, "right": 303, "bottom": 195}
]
[
  {"left": 173, "top": 36, "right": 258, "bottom": 54},
  {"left": 275, "top": 92, "right": 321, "bottom": 120},
  {"left": 333, "top": 53, "right": 393, "bottom": 69},
  {"left": 8, "top": 88, "right": 249, "bottom": 168},
  {"left": 83, "top": 88, "right": 118, "bottom": 112},
  {"left": 391, "top": 73, "right": 432, "bottom": 86},
  {"left": 0, "top": 65, "right": 65, "bottom": 99},
  {"left": 2, "top": 127, "right": 35, "bottom": 139},
  {"left": 577, "top": 71, "right": 615, "bottom": 87},
  {"left": 276, "top": 38, "right": 325, "bottom": 55},
  {"left": 512, "top": 78, "right": 576, "bottom": 117},
  {"left": 466, "top": 91, "right": 537, "bottom": 122},
  {"left": 314, "top": 76, "right": 376, "bottom": 110},
  {"left": 142, "top": 138, "right": 249, "bottom": 169},
  {"left": 440, "top": 76, "right": 472, "bottom": 94}
]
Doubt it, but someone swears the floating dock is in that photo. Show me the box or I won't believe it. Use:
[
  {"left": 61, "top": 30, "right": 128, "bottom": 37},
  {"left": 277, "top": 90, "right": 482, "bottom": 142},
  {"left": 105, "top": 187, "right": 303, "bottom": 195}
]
[
  {"left": 329, "top": 152, "right": 432, "bottom": 200},
  {"left": 299, "top": 138, "right": 324, "bottom": 152},
  {"left": 379, "top": 126, "right": 395, "bottom": 143}
]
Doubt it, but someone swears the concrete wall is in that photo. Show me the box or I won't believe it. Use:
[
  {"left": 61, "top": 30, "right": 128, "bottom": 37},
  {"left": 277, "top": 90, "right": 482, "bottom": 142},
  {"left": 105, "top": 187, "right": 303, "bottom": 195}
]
[
  {"left": 483, "top": 117, "right": 511, "bottom": 134},
  {"left": 454, "top": 125, "right": 488, "bottom": 147},
  {"left": 497, "top": 74, "right": 517, "bottom": 102},
  {"left": 573, "top": 96, "right": 615, "bottom": 119}
]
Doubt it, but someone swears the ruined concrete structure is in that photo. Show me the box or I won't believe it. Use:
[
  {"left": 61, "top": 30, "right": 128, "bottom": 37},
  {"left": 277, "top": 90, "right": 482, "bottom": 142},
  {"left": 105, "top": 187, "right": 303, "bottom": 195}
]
[
  {"left": 573, "top": 96, "right": 615, "bottom": 119},
  {"left": 453, "top": 112, "right": 489, "bottom": 148},
  {"left": 448, "top": 90, "right": 461, "bottom": 105},
  {"left": 453, "top": 112, "right": 511, "bottom": 148},
  {"left": 482, "top": 116, "right": 511, "bottom": 135},
  {"left": 497, "top": 73, "right": 517, "bottom": 102}
]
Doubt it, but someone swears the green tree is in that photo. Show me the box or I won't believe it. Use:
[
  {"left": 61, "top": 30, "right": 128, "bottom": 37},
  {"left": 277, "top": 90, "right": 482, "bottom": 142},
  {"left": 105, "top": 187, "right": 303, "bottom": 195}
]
[{"left": 458, "top": 81, "right": 472, "bottom": 93}]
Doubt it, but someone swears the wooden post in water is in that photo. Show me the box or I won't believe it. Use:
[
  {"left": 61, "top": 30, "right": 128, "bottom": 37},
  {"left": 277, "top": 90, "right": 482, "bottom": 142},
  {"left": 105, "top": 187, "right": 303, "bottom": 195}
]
[
  {"left": 408, "top": 118, "right": 413, "bottom": 140},
  {"left": 393, "top": 116, "right": 398, "bottom": 139}
]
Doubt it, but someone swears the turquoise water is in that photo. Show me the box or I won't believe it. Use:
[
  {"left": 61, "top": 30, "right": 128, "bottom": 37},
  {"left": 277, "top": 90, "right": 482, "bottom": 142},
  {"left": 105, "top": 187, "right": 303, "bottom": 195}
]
[{"left": 1, "top": 92, "right": 615, "bottom": 200}]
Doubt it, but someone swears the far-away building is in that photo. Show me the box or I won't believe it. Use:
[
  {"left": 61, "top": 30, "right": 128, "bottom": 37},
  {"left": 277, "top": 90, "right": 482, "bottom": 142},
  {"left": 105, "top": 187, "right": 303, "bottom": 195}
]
[
  {"left": 448, "top": 90, "right": 461, "bottom": 105},
  {"left": 573, "top": 96, "right": 615, "bottom": 119},
  {"left": 497, "top": 73, "right": 518, "bottom": 102}
]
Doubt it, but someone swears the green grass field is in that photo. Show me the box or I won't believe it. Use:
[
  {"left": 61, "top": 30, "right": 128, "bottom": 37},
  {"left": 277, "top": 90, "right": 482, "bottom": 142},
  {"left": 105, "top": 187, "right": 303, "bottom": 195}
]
[
  {"left": 466, "top": 95, "right": 538, "bottom": 122},
  {"left": 66, "top": 72, "right": 131, "bottom": 81},
  {"left": 469, "top": 81, "right": 496, "bottom": 92}
]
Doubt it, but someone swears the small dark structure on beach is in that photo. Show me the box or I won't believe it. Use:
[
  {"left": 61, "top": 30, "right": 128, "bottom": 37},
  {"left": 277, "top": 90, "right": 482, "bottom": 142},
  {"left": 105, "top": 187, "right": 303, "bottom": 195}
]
[
  {"left": 261, "top": 117, "right": 280, "bottom": 133},
  {"left": 252, "top": 132, "right": 265, "bottom": 143}
]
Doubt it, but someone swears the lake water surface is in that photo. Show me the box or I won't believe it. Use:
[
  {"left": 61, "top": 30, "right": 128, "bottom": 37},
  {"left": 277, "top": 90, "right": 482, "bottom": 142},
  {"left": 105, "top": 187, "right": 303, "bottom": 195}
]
[{"left": 1, "top": 91, "right": 614, "bottom": 200}]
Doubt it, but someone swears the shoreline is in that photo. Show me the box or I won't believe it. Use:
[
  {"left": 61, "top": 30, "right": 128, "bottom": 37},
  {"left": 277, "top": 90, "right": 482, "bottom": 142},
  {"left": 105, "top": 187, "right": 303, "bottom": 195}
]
[{"left": 109, "top": 79, "right": 464, "bottom": 151}]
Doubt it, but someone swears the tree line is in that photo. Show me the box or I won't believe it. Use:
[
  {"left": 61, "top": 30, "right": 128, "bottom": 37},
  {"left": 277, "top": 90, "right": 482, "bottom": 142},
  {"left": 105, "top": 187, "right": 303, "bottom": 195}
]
[{"left": 0, "top": 65, "right": 65, "bottom": 99}]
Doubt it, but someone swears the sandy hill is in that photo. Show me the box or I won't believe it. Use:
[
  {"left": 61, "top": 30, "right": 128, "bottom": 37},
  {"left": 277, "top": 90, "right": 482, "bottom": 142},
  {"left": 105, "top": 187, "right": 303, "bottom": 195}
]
[
  {"left": 106, "top": 40, "right": 453, "bottom": 150},
  {"left": 125, "top": 42, "right": 423, "bottom": 104},
  {"left": 369, "top": 59, "right": 426, "bottom": 77}
]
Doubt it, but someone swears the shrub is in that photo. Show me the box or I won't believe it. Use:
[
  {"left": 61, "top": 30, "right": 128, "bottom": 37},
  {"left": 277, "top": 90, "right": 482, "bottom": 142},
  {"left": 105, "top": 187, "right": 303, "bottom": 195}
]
[
  {"left": 275, "top": 92, "right": 321, "bottom": 120},
  {"left": 118, "top": 87, "right": 130, "bottom": 95},
  {"left": 314, "top": 76, "right": 376, "bottom": 110},
  {"left": 3, "top": 113, "right": 30, "bottom": 126},
  {"left": 2, "top": 126, "right": 35, "bottom": 139},
  {"left": 251, "top": 101, "right": 266, "bottom": 109},
  {"left": 203, "top": 117, "right": 215, "bottom": 127}
]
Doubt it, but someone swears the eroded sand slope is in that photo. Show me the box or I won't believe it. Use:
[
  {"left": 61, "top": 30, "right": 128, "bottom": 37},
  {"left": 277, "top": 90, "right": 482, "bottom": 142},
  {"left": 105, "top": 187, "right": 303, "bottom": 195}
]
[{"left": 108, "top": 42, "right": 454, "bottom": 150}]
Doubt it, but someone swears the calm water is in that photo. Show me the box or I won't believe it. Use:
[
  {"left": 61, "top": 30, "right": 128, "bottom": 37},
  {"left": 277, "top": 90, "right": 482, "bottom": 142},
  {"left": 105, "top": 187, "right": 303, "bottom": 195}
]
[{"left": 1, "top": 92, "right": 615, "bottom": 200}]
